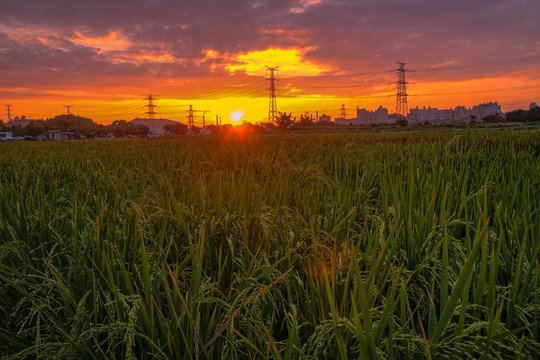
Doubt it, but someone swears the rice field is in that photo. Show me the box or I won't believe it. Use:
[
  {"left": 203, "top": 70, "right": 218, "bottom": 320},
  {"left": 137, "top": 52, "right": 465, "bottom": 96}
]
[{"left": 1, "top": 130, "right": 539, "bottom": 359}]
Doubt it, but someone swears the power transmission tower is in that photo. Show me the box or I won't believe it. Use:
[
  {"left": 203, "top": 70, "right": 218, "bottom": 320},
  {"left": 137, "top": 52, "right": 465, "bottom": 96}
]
[
  {"left": 143, "top": 94, "right": 158, "bottom": 119},
  {"left": 339, "top": 104, "right": 347, "bottom": 118},
  {"left": 187, "top": 105, "right": 194, "bottom": 127},
  {"left": 5, "top": 104, "right": 13, "bottom": 122},
  {"left": 186, "top": 106, "right": 209, "bottom": 128},
  {"left": 392, "top": 62, "right": 413, "bottom": 117},
  {"left": 266, "top": 65, "right": 279, "bottom": 123},
  {"left": 64, "top": 105, "right": 73, "bottom": 114}
]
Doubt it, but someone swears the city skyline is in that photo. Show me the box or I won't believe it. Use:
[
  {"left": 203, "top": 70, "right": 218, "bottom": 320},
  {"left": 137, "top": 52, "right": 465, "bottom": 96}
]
[{"left": 1, "top": 0, "right": 540, "bottom": 124}]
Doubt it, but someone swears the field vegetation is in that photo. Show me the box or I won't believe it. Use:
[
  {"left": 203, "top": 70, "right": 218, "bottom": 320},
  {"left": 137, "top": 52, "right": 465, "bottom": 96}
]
[{"left": 1, "top": 130, "right": 539, "bottom": 359}]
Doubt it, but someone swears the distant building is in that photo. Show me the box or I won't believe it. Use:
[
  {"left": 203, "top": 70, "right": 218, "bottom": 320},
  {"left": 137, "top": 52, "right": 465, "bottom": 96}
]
[
  {"left": 353, "top": 106, "right": 389, "bottom": 124},
  {"left": 453, "top": 106, "right": 469, "bottom": 122},
  {"left": 373, "top": 106, "right": 389, "bottom": 123},
  {"left": 0, "top": 131, "right": 14, "bottom": 141},
  {"left": 318, "top": 114, "right": 332, "bottom": 123},
  {"left": 388, "top": 113, "right": 402, "bottom": 122},
  {"left": 530, "top": 102, "right": 538, "bottom": 110},
  {"left": 130, "top": 118, "right": 182, "bottom": 135},
  {"left": 470, "top": 102, "right": 503, "bottom": 120},
  {"left": 335, "top": 117, "right": 355, "bottom": 125},
  {"left": 435, "top": 109, "right": 454, "bottom": 123},
  {"left": 8, "top": 116, "right": 33, "bottom": 128},
  {"left": 356, "top": 109, "right": 371, "bottom": 124},
  {"left": 408, "top": 106, "right": 437, "bottom": 124},
  {"left": 37, "top": 130, "right": 74, "bottom": 141}
]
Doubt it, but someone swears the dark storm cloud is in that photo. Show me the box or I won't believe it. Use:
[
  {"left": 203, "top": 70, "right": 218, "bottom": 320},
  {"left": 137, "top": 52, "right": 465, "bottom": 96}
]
[{"left": 1, "top": 0, "right": 539, "bottom": 92}]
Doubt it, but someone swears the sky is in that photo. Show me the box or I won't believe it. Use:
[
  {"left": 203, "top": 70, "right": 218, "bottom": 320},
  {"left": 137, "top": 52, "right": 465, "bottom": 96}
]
[{"left": 1, "top": 0, "right": 540, "bottom": 125}]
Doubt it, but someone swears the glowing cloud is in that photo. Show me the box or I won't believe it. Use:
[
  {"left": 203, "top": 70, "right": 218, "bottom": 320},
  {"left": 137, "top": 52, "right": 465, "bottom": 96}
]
[
  {"left": 227, "top": 48, "right": 332, "bottom": 77},
  {"left": 69, "top": 30, "right": 131, "bottom": 52}
]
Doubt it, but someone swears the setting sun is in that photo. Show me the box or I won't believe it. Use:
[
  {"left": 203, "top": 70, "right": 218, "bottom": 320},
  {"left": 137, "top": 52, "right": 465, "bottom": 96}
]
[{"left": 231, "top": 112, "right": 244, "bottom": 122}]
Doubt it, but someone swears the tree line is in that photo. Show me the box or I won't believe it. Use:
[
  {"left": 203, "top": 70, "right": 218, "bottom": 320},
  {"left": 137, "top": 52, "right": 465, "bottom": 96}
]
[{"left": 0, "top": 115, "right": 149, "bottom": 138}]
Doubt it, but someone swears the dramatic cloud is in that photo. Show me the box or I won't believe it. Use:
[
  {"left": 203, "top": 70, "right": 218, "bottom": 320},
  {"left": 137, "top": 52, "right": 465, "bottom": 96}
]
[{"left": 1, "top": 0, "right": 539, "bottom": 122}]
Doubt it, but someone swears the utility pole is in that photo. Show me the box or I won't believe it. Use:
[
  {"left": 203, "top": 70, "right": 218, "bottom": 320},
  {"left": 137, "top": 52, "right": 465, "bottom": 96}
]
[
  {"left": 5, "top": 104, "right": 13, "bottom": 122},
  {"left": 339, "top": 104, "right": 347, "bottom": 119},
  {"left": 143, "top": 94, "right": 158, "bottom": 119},
  {"left": 216, "top": 114, "right": 219, "bottom": 126},
  {"left": 316, "top": 111, "right": 319, "bottom": 122},
  {"left": 202, "top": 111, "right": 210, "bottom": 128},
  {"left": 266, "top": 65, "right": 279, "bottom": 123},
  {"left": 392, "top": 62, "right": 413, "bottom": 118},
  {"left": 64, "top": 105, "right": 73, "bottom": 114}
]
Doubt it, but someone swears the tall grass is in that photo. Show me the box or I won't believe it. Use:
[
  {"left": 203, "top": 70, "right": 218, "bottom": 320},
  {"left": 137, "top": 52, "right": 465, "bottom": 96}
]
[{"left": 1, "top": 130, "right": 539, "bottom": 359}]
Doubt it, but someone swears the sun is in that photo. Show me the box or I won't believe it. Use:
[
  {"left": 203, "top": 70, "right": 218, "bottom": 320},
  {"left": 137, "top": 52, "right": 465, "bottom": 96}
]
[{"left": 231, "top": 112, "right": 244, "bottom": 122}]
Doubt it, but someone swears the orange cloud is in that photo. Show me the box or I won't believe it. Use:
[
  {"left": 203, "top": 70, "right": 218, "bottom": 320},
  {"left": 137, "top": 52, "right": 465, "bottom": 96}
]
[{"left": 69, "top": 30, "right": 131, "bottom": 51}]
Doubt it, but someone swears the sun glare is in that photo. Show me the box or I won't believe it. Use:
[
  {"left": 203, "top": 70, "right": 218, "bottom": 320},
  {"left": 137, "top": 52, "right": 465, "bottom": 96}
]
[{"left": 231, "top": 112, "right": 244, "bottom": 122}]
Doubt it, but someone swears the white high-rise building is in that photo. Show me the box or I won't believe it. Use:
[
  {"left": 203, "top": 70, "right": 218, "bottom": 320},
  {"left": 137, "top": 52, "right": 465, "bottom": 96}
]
[
  {"left": 470, "top": 102, "right": 503, "bottom": 120},
  {"left": 373, "top": 106, "right": 389, "bottom": 123},
  {"left": 453, "top": 106, "right": 469, "bottom": 122}
]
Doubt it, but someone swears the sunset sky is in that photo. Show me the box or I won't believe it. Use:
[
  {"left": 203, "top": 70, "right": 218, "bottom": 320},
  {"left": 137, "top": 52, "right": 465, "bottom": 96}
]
[{"left": 1, "top": 0, "right": 540, "bottom": 125}]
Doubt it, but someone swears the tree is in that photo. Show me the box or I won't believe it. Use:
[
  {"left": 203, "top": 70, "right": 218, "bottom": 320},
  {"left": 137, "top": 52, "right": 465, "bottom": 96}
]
[
  {"left": 275, "top": 112, "right": 296, "bottom": 129},
  {"left": 395, "top": 118, "right": 408, "bottom": 126},
  {"left": 526, "top": 106, "right": 540, "bottom": 122},
  {"left": 44, "top": 114, "right": 108, "bottom": 137},
  {"left": 163, "top": 123, "right": 188, "bottom": 135},
  {"left": 298, "top": 113, "right": 314, "bottom": 126},
  {"left": 135, "top": 124, "right": 150, "bottom": 137},
  {"left": 482, "top": 114, "right": 503, "bottom": 123},
  {"left": 506, "top": 109, "right": 527, "bottom": 123}
]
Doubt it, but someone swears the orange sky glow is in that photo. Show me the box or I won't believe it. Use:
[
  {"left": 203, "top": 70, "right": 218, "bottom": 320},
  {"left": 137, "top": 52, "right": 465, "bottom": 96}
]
[{"left": 1, "top": 1, "right": 539, "bottom": 125}]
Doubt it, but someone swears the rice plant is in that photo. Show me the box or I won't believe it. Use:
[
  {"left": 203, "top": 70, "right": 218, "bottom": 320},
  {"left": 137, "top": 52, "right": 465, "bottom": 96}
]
[{"left": 0, "top": 130, "right": 539, "bottom": 359}]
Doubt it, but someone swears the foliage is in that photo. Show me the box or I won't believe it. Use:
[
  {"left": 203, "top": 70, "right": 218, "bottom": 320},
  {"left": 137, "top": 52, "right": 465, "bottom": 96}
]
[
  {"left": 506, "top": 109, "right": 527, "bottom": 123},
  {"left": 1, "top": 131, "right": 539, "bottom": 359},
  {"left": 108, "top": 120, "right": 149, "bottom": 137},
  {"left": 395, "top": 118, "right": 408, "bottom": 126},
  {"left": 275, "top": 112, "right": 296, "bottom": 129},
  {"left": 299, "top": 113, "right": 315, "bottom": 126},
  {"left": 526, "top": 106, "right": 540, "bottom": 122},
  {"left": 482, "top": 114, "right": 504, "bottom": 123},
  {"left": 163, "top": 123, "right": 189, "bottom": 135}
]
